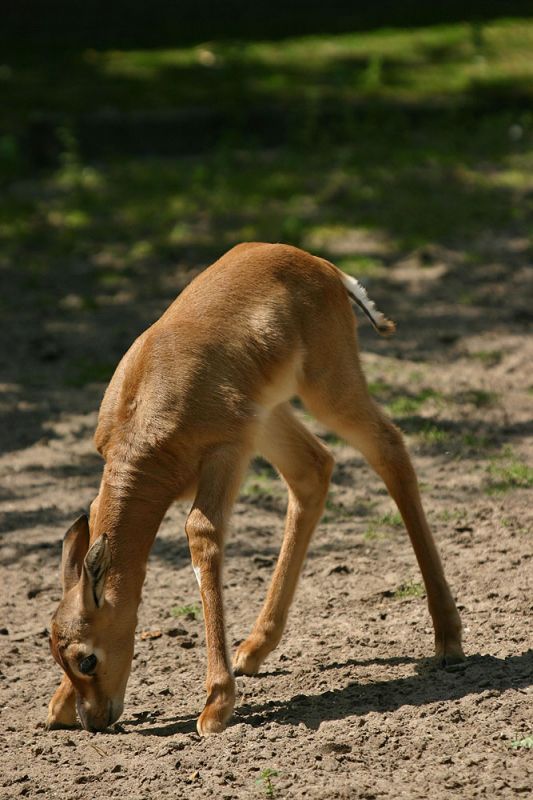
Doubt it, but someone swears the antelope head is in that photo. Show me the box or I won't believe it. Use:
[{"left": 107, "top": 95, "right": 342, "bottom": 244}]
[{"left": 49, "top": 514, "right": 136, "bottom": 731}]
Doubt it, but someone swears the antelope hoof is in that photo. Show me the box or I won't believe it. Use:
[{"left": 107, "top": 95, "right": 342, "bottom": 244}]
[
  {"left": 196, "top": 702, "right": 234, "bottom": 737},
  {"left": 197, "top": 709, "right": 228, "bottom": 736},
  {"left": 196, "top": 683, "right": 235, "bottom": 736},
  {"left": 232, "top": 641, "right": 264, "bottom": 676},
  {"left": 435, "top": 636, "right": 465, "bottom": 667},
  {"left": 439, "top": 650, "right": 466, "bottom": 668}
]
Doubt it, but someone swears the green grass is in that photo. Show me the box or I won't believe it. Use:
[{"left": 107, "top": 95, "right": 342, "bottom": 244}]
[
  {"left": 368, "top": 376, "right": 500, "bottom": 456},
  {"left": 387, "top": 388, "right": 443, "bottom": 416},
  {"left": 171, "top": 603, "right": 202, "bottom": 620},
  {"left": 256, "top": 768, "right": 279, "bottom": 798},
  {"left": 335, "top": 255, "right": 384, "bottom": 277},
  {"left": 379, "top": 511, "right": 403, "bottom": 527},
  {"left": 435, "top": 508, "right": 467, "bottom": 524},
  {"left": 486, "top": 448, "right": 533, "bottom": 493},
  {"left": 367, "top": 379, "right": 393, "bottom": 397},
  {"left": 367, "top": 383, "right": 444, "bottom": 416},
  {"left": 415, "top": 422, "right": 449, "bottom": 445},
  {"left": 1, "top": 18, "right": 532, "bottom": 391},
  {"left": 364, "top": 511, "right": 403, "bottom": 540},
  {"left": 454, "top": 389, "right": 499, "bottom": 408},
  {"left": 469, "top": 350, "right": 503, "bottom": 367},
  {"left": 510, "top": 735, "right": 533, "bottom": 750},
  {"left": 460, "top": 433, "right": 492, "bottom": 450},
  {"left": 393, "top": 581, "right": 425, "bottom": 599},
  {"left": 242, "top": 475, "right": 276, "bottom": 498},
  {"left": 2, "top": 106, "right": 530, "bottom": 328},
  {"left": 242, "top": 462, "right": 280, "bottom": 499},
  {"left": 322, "top": 497, "right": 347, "bottom": 524},
  {"left": 501, "top": 516, "right": 530, "bottom": 536},
  {"left": 323, "top": 498, "right": 377, "bottom": 525},
  {"left": 3, "top": 20, "right": 533, "bottom": 132}
]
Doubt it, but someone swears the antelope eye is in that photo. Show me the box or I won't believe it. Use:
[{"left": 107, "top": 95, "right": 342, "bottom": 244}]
[{"left": 79, "top": 654, "right": 97, "bottom": 675}]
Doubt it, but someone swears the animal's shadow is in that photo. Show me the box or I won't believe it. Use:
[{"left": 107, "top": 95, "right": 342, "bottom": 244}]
[{"left": 129, "top": 650, "right": 532, "bottom": 737}]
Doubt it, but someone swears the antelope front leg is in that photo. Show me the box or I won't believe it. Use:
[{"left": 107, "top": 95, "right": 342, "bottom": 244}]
[
  {"left": 185, "top": 445, "right": 249, "bottom": 736},
  {"left": 234, "top": 405, "right": 334, "bottom": 676},
  {"left": 46, "top": 674, "right": 77, "bottom": 729}
]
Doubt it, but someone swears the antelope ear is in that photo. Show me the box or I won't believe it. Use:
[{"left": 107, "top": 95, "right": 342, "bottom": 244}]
[
  {"left": 82, "top": 534, "right": 111, "bottom": 609},
  {"left": 61, "top": 515, "right": 90, "bottom": 594}
]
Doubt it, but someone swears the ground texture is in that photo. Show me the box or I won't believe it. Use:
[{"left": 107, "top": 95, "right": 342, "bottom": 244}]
[{"left": 0, "top": 229, "right": 532, "bottom": 799}]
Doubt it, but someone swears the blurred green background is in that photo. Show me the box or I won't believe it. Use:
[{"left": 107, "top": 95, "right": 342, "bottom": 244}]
[{"left": 0, "top": 3, "right": 532, "bottom": 395}]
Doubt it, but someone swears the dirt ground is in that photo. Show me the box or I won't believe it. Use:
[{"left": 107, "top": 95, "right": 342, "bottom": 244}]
[{"left": 0, "top": 235, "right": 532, "bottom": 799}]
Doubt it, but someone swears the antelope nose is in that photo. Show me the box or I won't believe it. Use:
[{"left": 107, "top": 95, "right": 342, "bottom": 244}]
[{"left": 76, "top": 698, "right": 112, "bottom": 732}]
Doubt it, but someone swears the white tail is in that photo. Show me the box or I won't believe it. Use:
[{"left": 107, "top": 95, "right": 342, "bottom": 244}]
[{"left": 339, "top": 270, "right": 396, "bottom": 336}]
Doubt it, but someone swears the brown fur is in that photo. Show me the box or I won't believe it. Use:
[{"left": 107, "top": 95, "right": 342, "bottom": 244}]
[{"left": 47, "top": 243, "right": 464, "bottom": 735}]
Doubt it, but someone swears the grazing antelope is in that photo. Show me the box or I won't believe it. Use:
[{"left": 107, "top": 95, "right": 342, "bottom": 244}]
[{"left": 47, "top": 242, "right": 464, "bottom": 736}]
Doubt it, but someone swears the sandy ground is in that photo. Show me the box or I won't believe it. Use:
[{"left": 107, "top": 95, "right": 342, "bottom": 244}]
[{"left": 0, "top": 236, "right": 532, "bottom": 799}]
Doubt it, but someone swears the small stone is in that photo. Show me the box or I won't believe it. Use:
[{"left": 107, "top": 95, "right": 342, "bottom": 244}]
[
  {"left": 253, "top": 556, "right": 274, "bottom": 568},
  {"left": 328, "top": 564, "right": 352, "bottom": 575},
  {"left": 169, "top": 741, "right": 186, "bottom": 752},
  {"left": 166, "top": 627, "right": 187, "bottom": 637},
  {"left": 74, "top": 775, "right": 97, "bottom": 785},
  {"left": 320, "top": 742, "right": 352, "bottom": 755},
  {"left": 140, "top": 630, "right": 162, "bottom": 641}
]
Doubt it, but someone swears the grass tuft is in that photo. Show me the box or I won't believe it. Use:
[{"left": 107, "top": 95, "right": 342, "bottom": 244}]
[
  {"left": 256, "top": 768, "right": 279, "bottom": 798},
  {"left": 387, "top": 388, "right": 443, "bottom": 416},
  {"left": 469, "top": 350, "right": 502, "bottom": 367},
  {"left": 510, "top": 735, "right": 533, "bottom": 750},
  {"left": 416, "top": 422, "right": 449, "bottom": 445},
  {"left": 455, "top": 389, "right": 498, "bottom": 408},
  {"left": 393, "top": 581, "right": 425, "bottom": 599},
  {"left": 171, "top": 603, "right": 202, "bottom": 620},
  {"left": 364, "top": 511, "right": 403, "bottom": 540},
  {"left": 486, "top": 448, "right": 533, "bottom": 494}
]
